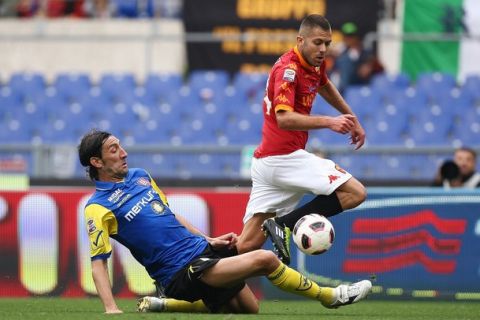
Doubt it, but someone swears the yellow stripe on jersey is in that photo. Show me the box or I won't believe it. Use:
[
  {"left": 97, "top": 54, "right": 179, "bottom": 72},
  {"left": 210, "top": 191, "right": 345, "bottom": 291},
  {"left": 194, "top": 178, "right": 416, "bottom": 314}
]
[
  {"left": 85, "top": 203, "right": 118, "bottom": 258},
  {"left": 148, "top": 174, "right": 169, "bottom": 206},
  {"left": 275, "top": 104, "right": 294, "bottom": 113}
]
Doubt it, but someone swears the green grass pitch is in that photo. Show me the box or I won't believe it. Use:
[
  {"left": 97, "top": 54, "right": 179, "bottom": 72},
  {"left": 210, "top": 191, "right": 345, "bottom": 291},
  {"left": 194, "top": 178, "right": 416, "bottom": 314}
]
[{"left": 0, "top": 298, "right": 479, "bottom": 320}]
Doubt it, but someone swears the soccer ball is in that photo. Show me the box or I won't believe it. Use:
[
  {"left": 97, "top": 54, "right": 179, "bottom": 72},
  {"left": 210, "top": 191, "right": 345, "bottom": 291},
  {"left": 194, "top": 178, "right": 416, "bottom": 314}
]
[{"left": 293, "top": 214, "right": 335, "bottom": 255}]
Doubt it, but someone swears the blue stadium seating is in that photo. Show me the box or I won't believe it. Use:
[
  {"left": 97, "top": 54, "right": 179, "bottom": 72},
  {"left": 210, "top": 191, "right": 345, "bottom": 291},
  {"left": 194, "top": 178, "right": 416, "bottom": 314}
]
[
  {"left": 8, "top": 72, "right": 46, "bottom": 102},
  {"left": 370, "top": 72, "right": 411, "bottom": 92},
  {"left": 98, "top": 72, "right": 137, "bottom": 103},
  {"left": 142, "top": 72, "right": 183, "bottom": 104},
  {"left": 54, "top": 73, "right": 91, "bottom": 103},
  {"left": 2, "top": 69, "right": 479, "bottom": 180},
  {"left": 415, "top": 72, "right": 457, "bottom": 102}
]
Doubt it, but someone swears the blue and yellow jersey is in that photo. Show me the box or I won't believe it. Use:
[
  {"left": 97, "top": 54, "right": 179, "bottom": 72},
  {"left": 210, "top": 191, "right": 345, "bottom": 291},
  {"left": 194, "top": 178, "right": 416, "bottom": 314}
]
[{"left": 84, "top": 168, "right": 208, "bottom": 287}]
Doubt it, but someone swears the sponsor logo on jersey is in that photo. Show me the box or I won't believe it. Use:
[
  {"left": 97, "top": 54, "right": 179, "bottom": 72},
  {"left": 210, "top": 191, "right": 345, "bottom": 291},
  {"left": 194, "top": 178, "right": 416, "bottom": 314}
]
[
  {"left": 151, "top": 200, "right": 165, "bottom": 214},
  {"left": 87, "top": 218, "right": 96, "bottom": 234},
  {"left": 124, "top": 190, "right": 155, "bottom": 222},
  {"left": 116, "top": 193, "right": 132, "bottom": 208},
  {"left": 108, "top": 188, "right": 124, "bottom": 203},
  {"left": 275, "top": 93, "right": 290, "bottom": 104},
  {"left": 137, "top": 177, "right": 151, "bottom": 187},
  {"left": 283, "top": 69, "right": 296, "bottom": 82}
]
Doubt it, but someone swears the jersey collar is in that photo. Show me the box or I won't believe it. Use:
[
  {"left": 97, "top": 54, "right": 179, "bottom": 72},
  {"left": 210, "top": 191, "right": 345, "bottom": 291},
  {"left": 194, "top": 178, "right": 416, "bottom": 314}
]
[
  {"left": 94, "top": 170, "right": 130, "bottom": 191},
  {"left": 294, "top": 46, "right": 320, "bottom": 73},
  {"left": 294, "top": 46, "right": 312, "bottom": 70}
]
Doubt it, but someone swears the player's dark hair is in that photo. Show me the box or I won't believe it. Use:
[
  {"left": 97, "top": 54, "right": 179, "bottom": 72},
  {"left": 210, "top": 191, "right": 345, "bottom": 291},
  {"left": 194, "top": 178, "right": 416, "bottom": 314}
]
[
  {"left": 299, "top": 14, "right": 331, "bottom": 35},
  {"left": 78, "top": 129, "right": 111, "bottom": 180},
  {"left": 456, "top": 147, "right": 477, "bottom": 160}
]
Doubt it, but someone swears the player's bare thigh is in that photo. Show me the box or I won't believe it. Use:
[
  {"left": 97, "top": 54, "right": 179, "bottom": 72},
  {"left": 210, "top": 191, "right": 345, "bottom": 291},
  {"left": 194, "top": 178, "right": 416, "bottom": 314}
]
[
  {"left": 237, "top": 212, "right": 275, "bottom": 254},
  {"left": 334, "top": 176, "right": 367, "bottom": 210}
]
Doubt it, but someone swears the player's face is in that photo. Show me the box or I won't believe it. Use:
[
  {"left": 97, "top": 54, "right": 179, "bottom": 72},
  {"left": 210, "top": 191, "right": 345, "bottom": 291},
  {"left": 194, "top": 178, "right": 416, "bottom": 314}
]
[
  {"left": 454, "top": 150, "right": 476, "bottom": 177},
  {"left": 297, "top": 26, "right": 332, "bottom": 67},
  {"left": 97, "top": 135, "right": 129, "bottom": 181}
]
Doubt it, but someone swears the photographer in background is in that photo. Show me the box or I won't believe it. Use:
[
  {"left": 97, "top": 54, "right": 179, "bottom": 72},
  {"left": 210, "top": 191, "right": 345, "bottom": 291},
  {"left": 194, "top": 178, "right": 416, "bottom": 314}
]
[
  {"left": 433, "top": 147, "right": 480, "bottom": 189},
  {"left": 454, "top": 147, "right": 480, "bottom": 188}
]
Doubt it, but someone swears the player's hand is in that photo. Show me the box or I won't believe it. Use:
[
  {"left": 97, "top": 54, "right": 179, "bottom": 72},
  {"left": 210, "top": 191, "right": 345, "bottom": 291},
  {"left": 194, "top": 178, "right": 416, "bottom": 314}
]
[
  {"left": 207, "top": 232, "right": 238, "bottom": 249},
  {"left": 350, "top": 119, "right": 366, "bottom": 150},
  {"left": 329, "top": 114, "right": 356, "bottom": 134}
]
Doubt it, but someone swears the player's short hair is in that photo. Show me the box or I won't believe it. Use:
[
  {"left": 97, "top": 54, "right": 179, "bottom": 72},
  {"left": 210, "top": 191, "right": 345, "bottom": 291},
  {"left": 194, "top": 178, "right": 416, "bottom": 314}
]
[
  {"left": 78, "top": 129, "right": 112, "bottom": 180},
  {"left": 299, "top": 14, "right": 331, "bottom": 36},
  {"left": 456, "top": 147, "right": 477, "bottom": 160}
]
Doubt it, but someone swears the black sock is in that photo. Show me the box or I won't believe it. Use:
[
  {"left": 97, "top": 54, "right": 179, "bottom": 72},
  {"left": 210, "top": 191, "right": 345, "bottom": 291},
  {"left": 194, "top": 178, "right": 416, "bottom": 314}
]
[{"left": 275, "top": 193, "right": 343, "bottom": 229}]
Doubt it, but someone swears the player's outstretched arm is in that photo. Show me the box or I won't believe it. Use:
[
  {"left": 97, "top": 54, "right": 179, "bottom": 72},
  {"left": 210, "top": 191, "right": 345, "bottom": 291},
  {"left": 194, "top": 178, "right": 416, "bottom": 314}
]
[
  {"left": 91, "top": 259, "right": 123, "bottom": 314},
  {"left": 318, "top": 80, "right": 366, "bottom": 149}
]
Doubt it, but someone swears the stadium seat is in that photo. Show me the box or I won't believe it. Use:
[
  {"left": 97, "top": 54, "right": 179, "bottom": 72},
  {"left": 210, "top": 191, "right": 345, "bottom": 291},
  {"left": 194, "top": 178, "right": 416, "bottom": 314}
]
[
  {"left": 365, "top": 108, "right": 408, "bottom": 146},
  {"left": 343, "top": 85, "right": 384, "bottom": 117},
  {"left": 189, "top": 70, "right": 230, "bottom": 89},
  {"left": 415, "top": 72, "right": 457, "bottom": 100},
  {"left": 370, "top": 72, "right": 411, "bottom": 93},
  {"left": 405, "top": 116, "right": 452, "bottom": 146},
  {"left": 450, "top": 108, "right": 480, "bottom": 146},
  {"left": 143, "top": 72, "right": 183, "bottom": 104},
  {"left": 8, "top": 72, "right": 46, "bottom": 102},
  {"left": 98, "top": 72, "right": 137, "bottom": 103},
  {"left": 54, "top": 73, "right": 91, "bottom": 103},
  {"left": 232, "top": 72, "right": 268, "bottom": 101}
]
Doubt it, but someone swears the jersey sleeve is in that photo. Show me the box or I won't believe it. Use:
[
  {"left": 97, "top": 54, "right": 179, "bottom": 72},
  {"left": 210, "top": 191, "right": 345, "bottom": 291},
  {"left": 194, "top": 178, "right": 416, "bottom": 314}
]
[
  {"left": 272, "top": 63, "right": 298, "bottom": 113},
  {"left": 84, "top": 203, "right": 118, "bottom": 260},
  {"left": 148, "top": 173, "right": 169, "bottom": 207}
]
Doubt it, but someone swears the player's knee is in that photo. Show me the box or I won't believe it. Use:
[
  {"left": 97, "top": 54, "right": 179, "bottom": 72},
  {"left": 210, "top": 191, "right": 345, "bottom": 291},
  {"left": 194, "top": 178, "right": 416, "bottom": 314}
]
[
  {"left": 351, "top": 185, "right": 367, "bottom": 207},
  {"left": 252, "top": 250, "right": 279, "bottom": 271}
]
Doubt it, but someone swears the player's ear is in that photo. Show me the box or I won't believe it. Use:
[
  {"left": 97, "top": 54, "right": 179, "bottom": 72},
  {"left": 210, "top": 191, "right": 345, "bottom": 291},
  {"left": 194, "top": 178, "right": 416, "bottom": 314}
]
[
  {"left": 90, "top": 157, "right": 103, "bottom": 169},
  {"left": 296, "top": 35, "right": 304, "bottom": 46}
]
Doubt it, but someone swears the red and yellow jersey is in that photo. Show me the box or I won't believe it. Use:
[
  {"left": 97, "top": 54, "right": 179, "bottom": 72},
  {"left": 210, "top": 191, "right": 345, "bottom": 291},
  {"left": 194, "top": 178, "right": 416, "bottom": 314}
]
[{"left": 254, "top": 46, "right": 328, "bottom": 158}]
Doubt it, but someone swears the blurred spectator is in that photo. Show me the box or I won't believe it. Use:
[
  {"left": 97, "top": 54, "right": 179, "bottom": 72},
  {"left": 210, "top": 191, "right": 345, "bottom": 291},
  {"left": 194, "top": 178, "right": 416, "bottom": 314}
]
[
  {"left": 330, "top": 22, "right": 384, "bottom": 93},
  {"left": 432, "top": 160, "right": 462, "bottom": 189},
  {"left": 0, "top": 0, "right": 21, "bottom": 16},
  {"left": 15, "top": 0, "right": 86, "bottom": 18},
  {"left": 16, "top": 0, "right": 40, "bottom": 17},
  {"left": 83, "top": 0, "right": 113, "bottom": 18},
  {"left": 433, "top": 147, "right": 480, "bottom": 188},
  {"left": 454, "top": 147, "right": 480, "bottom": 188}
]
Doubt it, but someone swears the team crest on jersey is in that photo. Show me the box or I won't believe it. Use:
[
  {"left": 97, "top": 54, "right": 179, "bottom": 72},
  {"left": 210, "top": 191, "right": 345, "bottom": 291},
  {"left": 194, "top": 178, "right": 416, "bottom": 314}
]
[
  {"left": 137, "top": 177, "right": 151, "bottom": 186},
  {"left": 283, "top": 69, "right": 296, "bottom": 82},
  {"left": 151, "top": 200, "right": 165, "bottom": 214},
  {"left": 87, "top": 218, "right": 96, "bottom": 234}
]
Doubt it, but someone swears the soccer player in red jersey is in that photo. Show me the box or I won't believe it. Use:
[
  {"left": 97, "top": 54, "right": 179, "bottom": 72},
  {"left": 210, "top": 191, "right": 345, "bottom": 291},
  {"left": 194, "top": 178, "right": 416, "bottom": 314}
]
[{"left": 237, "top": 14, "right": 367, "bottom": 264}]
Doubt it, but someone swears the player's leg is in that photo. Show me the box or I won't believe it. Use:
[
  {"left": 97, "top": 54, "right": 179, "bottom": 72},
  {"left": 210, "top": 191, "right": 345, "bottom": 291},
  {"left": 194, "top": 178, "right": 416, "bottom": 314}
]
[
  {"left": 137, "top": 296, "right": 208, "bottom": 313},
  {"left": 334, "top": 176, "right": 367, "bottom": 210},
  {"left": 237, "top": 156, "right": 301, "bottom": 262},
  {"left": 201, "top": 249, "right": 371, "bottom": 308},
  {"left": 236, "top": 212, "right": 275, "bottom": 254},
  {"left": 273, "top": 151, "right": 366, "bottom": 229}
]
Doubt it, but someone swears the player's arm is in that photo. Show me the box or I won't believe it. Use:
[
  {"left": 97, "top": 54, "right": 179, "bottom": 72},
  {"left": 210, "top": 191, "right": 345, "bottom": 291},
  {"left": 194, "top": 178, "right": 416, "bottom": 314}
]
[
  {"left": 91, "top": 259, "right": 122, "bottom": 314},
  {"left": 276, "top": 109, "right": 355, "bottom": 134},
  {"left": 317, "top": 80, "right": 366, "bottom": 149},
  {"left": 176, "top": 213, "right": 237, "bottom": 249},
  {"left": 85, "top": 204, "right": 120, "bottom": 313}
]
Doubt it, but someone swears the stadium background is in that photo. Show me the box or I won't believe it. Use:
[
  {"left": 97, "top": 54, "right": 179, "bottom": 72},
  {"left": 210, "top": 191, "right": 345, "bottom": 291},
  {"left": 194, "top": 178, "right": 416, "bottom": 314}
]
[{"left": 0, "top": 0, "right": 479, "bottom": 304}]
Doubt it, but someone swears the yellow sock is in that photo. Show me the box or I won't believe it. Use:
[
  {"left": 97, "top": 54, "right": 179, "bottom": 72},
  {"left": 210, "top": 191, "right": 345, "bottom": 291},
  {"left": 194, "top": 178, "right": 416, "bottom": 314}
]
[
  {"left": 267, "top": 263, "right": 335, "bottom": 305},
  {"left": 165, "top": 299, "right": 209, "bottom": 312}
]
